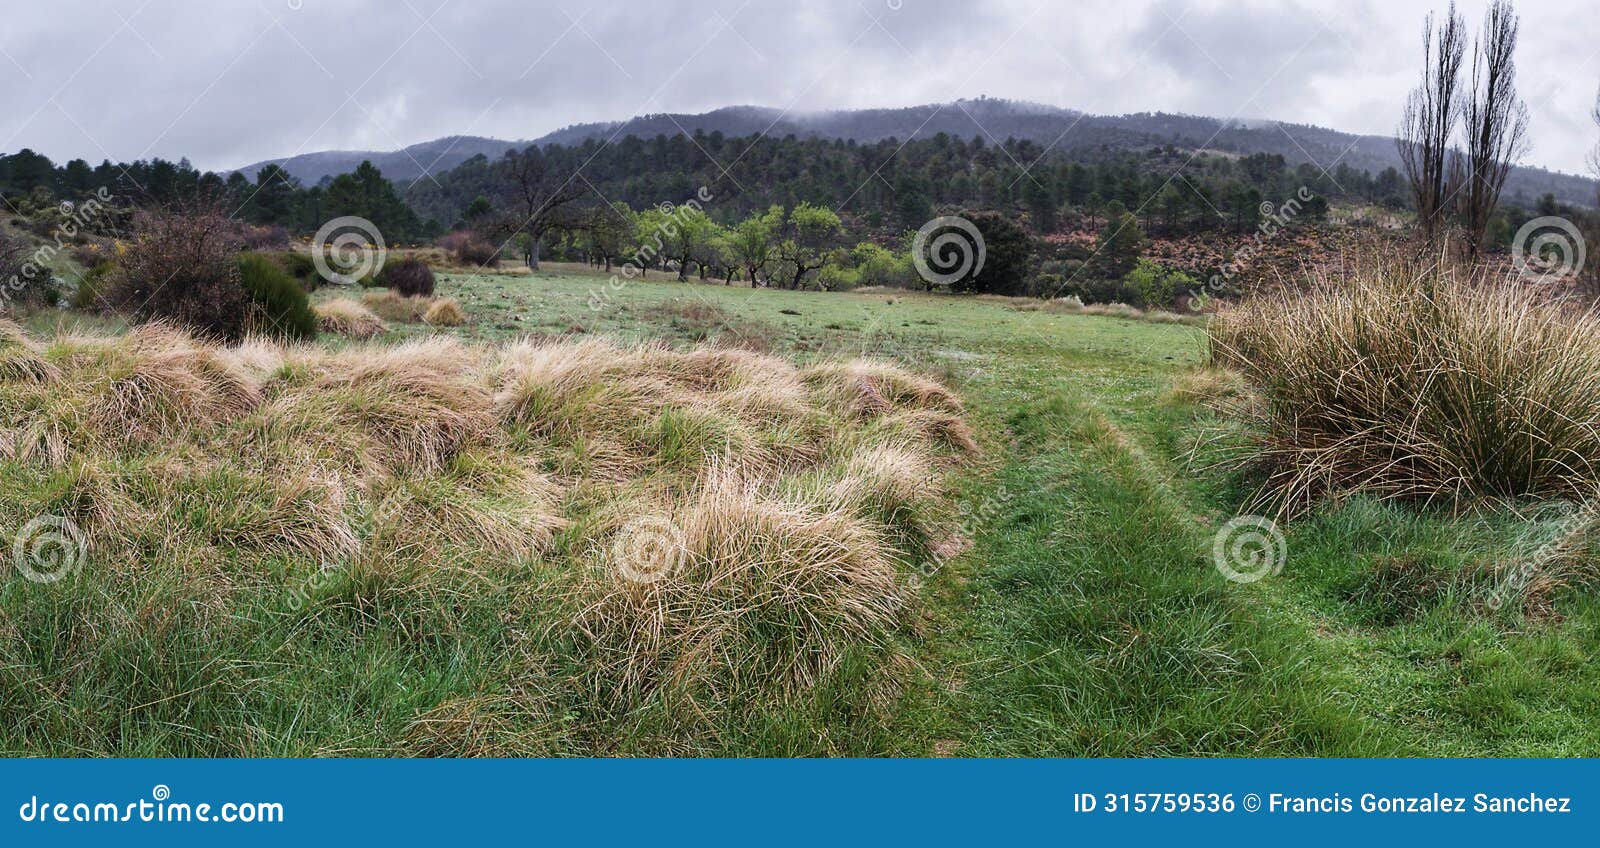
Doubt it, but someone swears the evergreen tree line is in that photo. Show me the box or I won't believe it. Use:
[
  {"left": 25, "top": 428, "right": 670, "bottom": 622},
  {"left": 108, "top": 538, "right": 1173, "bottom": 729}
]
[
  {"left": 0, "top": 152, "right": 431, "bottom": 243},
  {"left": 405, "top": 132, "right": 1399, "bottom": 238},
  {"left": 4, "top": 134, "right": 1397, "bottom": 245}
]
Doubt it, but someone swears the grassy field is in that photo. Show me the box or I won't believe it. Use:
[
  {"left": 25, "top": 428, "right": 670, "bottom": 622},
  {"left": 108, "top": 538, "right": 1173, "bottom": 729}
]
[
  {"left": 4, "top": 263, "right": 1598, "bottom": 755},
  {"left": 353, "top": 264, "right": 1600, "bottom": 755}
]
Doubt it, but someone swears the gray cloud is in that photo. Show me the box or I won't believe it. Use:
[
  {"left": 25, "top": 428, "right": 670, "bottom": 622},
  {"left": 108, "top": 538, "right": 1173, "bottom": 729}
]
[{"left": 0, "top": 0, "right": 1595, "bottom": 176}]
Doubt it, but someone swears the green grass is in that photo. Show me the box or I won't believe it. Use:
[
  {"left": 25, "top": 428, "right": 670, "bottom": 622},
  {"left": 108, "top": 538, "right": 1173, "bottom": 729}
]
[{"left": 5, "top": 263, "right": 1598, "bottom": 755}]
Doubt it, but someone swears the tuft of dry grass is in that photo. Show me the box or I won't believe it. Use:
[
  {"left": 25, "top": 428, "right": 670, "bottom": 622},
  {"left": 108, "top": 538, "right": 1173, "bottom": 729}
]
[
  {"left": 423, "top": 296, "right": 467, "bottom": 327},
  {"left": 802, "top": 359, "right": 964, "bottom": 419},
  {"left": 0, "top": 322, "right": 262, "bottom": 464},
  {"left": 1165, "top": 367, "right": 1252, "bottom": 411},
  {"left": 257, "top": 336, "right": 493, "bottom": 480},
  {"left": 491, "top": 338, "right": 836, "bottom": 478},
  {"left": 315, "top": 298, "right": 388, "bottom": 339},
  {"left": 362, "top": 289, "right": 429, "bottom": 323},
  {"left": 0, "top": 320, "right": 60, "bottom": 384},
  {"left": 1211, "top": 258, "right": 1600, "bottom": 514},
  {"left": 572, "top": 472, "right": 910, "bottom": 712},
  {"left": 367, "top": 448, "right": 563, "bottom": 564}
]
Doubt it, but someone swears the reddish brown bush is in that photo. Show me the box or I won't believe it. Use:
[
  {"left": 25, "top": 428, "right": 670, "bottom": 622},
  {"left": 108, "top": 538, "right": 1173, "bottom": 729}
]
[
  {"left": 435, "top": 230, "right": 473, "bottom": 253},
  {"left": 458, "top": 241, "right": 499, "bottom": 268},
  {"left": 378, "top": 257, "right": 436, "bottom": 297},
  {"left": 110, "top": 201, "right": 251, "bottom": 340}
]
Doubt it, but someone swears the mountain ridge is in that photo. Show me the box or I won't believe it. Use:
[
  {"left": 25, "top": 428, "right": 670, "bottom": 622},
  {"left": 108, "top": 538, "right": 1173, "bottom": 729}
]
[{"left": 233, "top": 99, "right": 1598, "bottom": 208}]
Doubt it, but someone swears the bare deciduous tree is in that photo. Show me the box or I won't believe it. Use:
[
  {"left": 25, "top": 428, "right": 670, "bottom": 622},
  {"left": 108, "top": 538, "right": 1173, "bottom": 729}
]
[
  {"left": 488, "top": 146, "right": 588, "bottom": 271},
  {"left": 1459, "top": 0, "right": 1529, "bottom": 261},
  {"left": 1398, "top": 3, "right": 1467, "bottom": 247},
  {"left": 1590, "top": 83, "right": 1600, "bottom": 200},
  {"left": 1589, "top": 83, "right": 1600, "bottom": 286}
]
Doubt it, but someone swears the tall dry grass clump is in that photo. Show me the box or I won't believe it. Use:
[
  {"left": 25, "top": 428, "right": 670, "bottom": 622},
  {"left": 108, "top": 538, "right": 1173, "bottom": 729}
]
[
  {"left": 491, "top": 338, "right": 837, "bottom": 479},
  {"left": 259, "top": 336, "right": 494, "bottom": 479},
  {"left": 362, "top": 289, "right": 429, "bottom": 323},
  {"left": 315, "top": 298, "right": 387, "bottom": 339},
  {"left": 424, "top": 297, "right": 467, "bottom": 327},
  {"left": 572, "top": 473, "right": 909, "bottom": 712},
  {"left": 0, "top": 322, "right": 262, "bottom": 464},
  {"left": 0, "top": 320, "right": 59, "bottom": 384},
  {"left": 1210, "top": 257, "right": 1600, "bottom": 513}
]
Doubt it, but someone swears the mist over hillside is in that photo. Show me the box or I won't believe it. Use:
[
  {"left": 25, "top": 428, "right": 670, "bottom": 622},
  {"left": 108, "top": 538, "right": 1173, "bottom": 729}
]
[{"left": 235, "top": 99, "right": 1597, "bottom": 208}]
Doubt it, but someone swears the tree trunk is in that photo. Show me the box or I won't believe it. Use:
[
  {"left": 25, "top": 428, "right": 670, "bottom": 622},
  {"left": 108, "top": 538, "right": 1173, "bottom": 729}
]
[{"left": 526, "top": 239, "right": 541, "bottom": 271}]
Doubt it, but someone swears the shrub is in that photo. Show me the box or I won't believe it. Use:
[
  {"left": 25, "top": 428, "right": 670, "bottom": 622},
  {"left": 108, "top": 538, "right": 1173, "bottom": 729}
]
[
  {"left": 267, "top": 251, "right": 321, "bottom": 292},
  {"left": 1, "top": 232, "right": 56, "bottom": 308},
  {"left": 109, "top": 203, "right": 252, "bottom": 340},
  {"left": 817, "top": 263, "right": 858, "bottom": 291},
  {"left": 379, "top": 257, "right": 435, "bottom": 296},
  {"left": 441, "top": 231, "right": 500, "bottom": 268},
  {"left": 851, "top": 242, "right": 916, "bottom": 288},
  {"left": 237, "top": 253, "right": 317, "bottom": 341},
  {"left": 69, "top": 240, "right": 110, "bottom": 268},
  {"left": 435, "top": 230, "right": 473, "bottom": 253},
  {"left": 1211, "top": 258, "right": 1600, "bottom": 514},
  {"left": 947, "top": 211, "right": 1035, "bottom": 295},
  {"left": 70, "top": 260, "right": 116, "bottom": 310},
  {"left": 1057, "top": 276, "right": 1141, "bottom": 306},
  {"left": 1121, "top": 258, "right": 1195, "bottom": 309}
]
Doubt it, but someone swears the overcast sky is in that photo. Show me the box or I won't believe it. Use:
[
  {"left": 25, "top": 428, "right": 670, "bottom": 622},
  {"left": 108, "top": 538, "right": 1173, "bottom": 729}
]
[{"left": 2, "top": 0, "right": 1597, "bottom": 175}]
